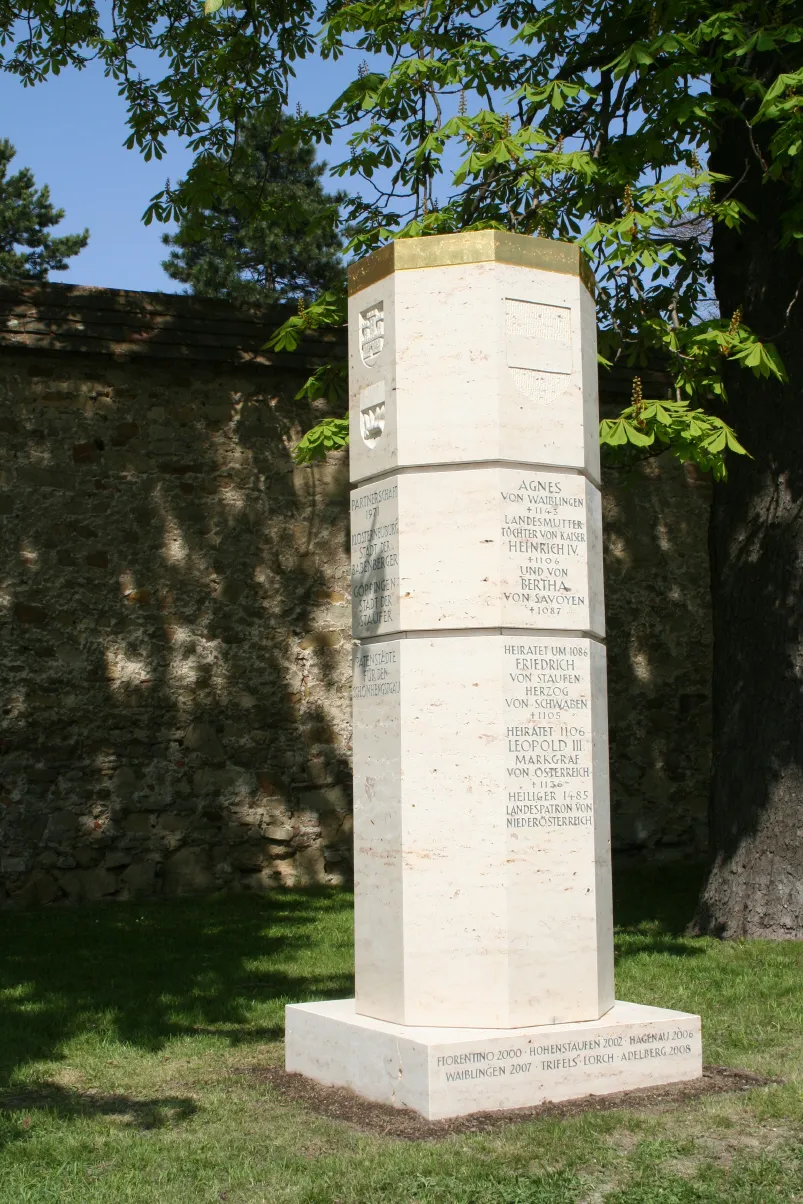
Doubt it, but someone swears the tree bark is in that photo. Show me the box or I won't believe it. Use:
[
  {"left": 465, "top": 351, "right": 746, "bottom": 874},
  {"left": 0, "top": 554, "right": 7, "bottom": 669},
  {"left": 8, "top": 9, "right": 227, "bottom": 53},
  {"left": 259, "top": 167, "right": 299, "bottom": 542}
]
[{"left": 694, "top": 98, "right": 803, "bottom": 938}]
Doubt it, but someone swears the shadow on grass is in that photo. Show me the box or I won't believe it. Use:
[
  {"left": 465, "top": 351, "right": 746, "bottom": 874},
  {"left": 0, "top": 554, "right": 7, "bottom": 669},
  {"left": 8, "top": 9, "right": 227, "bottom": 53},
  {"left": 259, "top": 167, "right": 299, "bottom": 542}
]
[
  {"left": 0, "top": 1082, "right": 197, "bottom": 1136},
  {"left": 0, "top": 865, "right": 710, "bottom": 1104},
  {"left": 613, "top": 861, "right": 709, "bottom": 961},
  {"left": 0, "top": 888, "right": 354, "bottom": 1087}
]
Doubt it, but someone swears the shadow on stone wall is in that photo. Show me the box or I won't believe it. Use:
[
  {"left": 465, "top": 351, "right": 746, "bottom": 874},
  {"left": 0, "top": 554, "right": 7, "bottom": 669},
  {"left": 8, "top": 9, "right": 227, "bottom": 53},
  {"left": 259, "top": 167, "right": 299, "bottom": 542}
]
[
  {"left": 603, "top": 455, "right": 712, "bottom": 861},
  {"left": 0, "top": 285, "right": 354, "bottom": 904},
  {"left": 0, "top": 287, "right": 716, "bottom": 905}
]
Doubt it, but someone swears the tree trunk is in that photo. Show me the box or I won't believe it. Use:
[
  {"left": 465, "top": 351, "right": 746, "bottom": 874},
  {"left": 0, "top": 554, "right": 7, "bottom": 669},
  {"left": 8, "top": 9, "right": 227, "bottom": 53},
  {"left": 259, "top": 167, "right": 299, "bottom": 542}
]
[{"left": 694, "top": 102, "right": 803, "bottom": 938}]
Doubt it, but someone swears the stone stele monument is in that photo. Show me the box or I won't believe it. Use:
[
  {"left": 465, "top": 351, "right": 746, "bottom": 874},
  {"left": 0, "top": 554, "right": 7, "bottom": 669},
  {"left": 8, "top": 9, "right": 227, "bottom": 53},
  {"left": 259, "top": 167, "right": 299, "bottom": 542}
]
[{"left": 285, "top": 231, "right": 703, "bottom": 1121}]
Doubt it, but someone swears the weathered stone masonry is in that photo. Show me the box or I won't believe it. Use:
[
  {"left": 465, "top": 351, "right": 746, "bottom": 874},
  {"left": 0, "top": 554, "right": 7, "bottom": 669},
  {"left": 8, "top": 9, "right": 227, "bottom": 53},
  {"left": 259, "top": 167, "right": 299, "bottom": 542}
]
[
  {"left": 600, "top": 377, "right": 712, "bottom": 861},
  {"left": 0, "top": 283, "right": 712, "bottom": 905},
  {"left": 0, "top": 284, "right": 355, "bottom": 905}
]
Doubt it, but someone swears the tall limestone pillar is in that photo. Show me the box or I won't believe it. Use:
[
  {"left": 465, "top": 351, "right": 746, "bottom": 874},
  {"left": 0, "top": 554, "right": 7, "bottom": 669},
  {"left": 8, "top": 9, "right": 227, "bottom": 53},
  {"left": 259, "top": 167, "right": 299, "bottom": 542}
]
[{"left": 286, "top": 232, "right": 702, "bottom": 1121}]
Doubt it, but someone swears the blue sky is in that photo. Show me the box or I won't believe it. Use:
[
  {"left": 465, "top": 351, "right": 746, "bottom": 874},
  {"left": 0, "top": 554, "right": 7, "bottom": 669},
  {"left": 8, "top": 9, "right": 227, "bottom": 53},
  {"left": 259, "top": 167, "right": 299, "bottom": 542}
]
[{"left": 0, "top": 52, "right": 360, "bottom": 293}]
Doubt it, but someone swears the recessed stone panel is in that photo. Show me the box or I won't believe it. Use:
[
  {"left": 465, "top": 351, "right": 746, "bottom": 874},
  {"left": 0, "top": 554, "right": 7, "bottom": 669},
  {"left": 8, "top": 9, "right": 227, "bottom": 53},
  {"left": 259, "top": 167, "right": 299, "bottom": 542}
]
[
  {"left": 352, "top": 634, "right": 613, "bottom": 1029},
  {"left": 350, "top": 468, "right": 604, "bottom": 637},
  {"left": 348, "top": 257, "right": 598, "bottom": 483},
  {"left": 350, "top": 480, "right": 400, "bottom": 634}
]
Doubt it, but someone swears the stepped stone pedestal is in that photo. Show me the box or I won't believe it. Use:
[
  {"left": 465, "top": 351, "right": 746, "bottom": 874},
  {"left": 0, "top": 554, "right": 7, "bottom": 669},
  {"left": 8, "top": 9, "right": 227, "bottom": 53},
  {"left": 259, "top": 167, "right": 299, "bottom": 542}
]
[{"left": 285, "top": 231, "right": 702, "bottom": 1121}]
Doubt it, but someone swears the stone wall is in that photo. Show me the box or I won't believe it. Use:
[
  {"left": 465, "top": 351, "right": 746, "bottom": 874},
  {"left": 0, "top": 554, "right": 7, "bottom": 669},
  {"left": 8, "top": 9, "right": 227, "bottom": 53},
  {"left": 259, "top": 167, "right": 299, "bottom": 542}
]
[
  {"left": 600, "top": 377, "right": 712, "bottom": 861},
  {"left": 0, "top": 284, "right": 711, "bottom": 906},
  {"left": 0, "top": 284, "right": 355, "bottom": 905}
]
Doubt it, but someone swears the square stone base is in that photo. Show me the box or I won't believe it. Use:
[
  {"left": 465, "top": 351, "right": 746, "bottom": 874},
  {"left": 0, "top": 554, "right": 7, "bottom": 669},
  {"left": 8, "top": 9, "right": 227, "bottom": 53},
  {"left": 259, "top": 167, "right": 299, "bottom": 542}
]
[{"left": 285, "top": 999, "right": 702, "bottom": 1120}]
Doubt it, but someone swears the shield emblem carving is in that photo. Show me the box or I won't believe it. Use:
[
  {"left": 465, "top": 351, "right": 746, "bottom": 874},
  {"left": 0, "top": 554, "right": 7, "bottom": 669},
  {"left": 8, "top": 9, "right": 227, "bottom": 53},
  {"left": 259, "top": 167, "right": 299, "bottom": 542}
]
[
  {"left": 359, "top": 381, "right": 386, "bottom": 448},
  {"left": 360, "top": 302, "right": 384, "bottom": 366}
]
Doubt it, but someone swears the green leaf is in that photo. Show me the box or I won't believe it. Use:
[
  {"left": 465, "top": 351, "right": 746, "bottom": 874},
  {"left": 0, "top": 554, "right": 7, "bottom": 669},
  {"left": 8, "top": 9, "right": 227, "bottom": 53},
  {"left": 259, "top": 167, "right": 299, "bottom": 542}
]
[
  {"left": 294, "top": 417, "right": 351, "bottom": 464},
  {"left": 600, "top": 418, "right": 629, "bottom": 447},
  {"left": 624, "top": 421, "right": 655, "bottom": 447},
  {"left": 725, "top": 429, "right": 748, "bottom": 454},
  {"left": 702, "top": 429, "right": 727, "bottom": 453}
]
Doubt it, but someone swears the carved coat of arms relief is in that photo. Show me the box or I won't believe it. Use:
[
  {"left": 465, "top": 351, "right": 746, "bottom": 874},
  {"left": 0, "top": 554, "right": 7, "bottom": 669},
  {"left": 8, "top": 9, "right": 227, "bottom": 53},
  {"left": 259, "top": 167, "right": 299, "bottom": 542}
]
[{"left": 360, "top": 302, "right": 384, "bottom": 367}]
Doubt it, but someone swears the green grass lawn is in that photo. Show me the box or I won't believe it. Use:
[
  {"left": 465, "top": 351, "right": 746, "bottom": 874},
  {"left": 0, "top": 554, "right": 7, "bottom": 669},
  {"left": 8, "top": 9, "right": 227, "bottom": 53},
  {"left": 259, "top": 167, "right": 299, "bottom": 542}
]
[{"left": 0, "top": 864, "right": 802, "bottom": 1203}]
